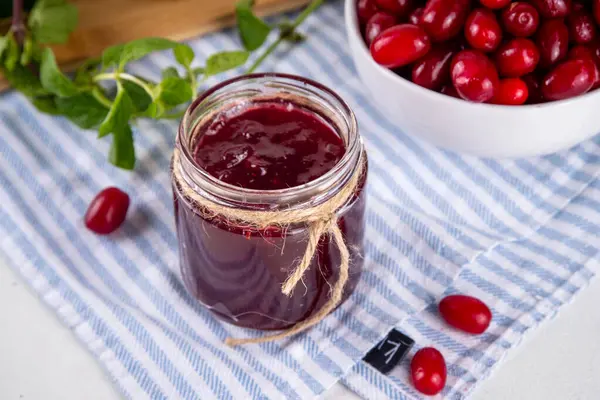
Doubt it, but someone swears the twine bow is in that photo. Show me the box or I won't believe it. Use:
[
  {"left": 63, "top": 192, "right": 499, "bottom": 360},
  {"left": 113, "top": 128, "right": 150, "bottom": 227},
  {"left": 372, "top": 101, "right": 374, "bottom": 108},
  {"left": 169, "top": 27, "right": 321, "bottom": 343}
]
[{"left": 172, "top": 149, "right": 364, "bottom": 346}]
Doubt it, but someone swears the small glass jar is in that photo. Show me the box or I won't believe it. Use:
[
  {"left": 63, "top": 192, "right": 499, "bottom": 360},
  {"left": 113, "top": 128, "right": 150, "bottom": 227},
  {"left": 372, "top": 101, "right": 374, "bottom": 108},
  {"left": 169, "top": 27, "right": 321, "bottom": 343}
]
[{"left": 171, "top": 74, "right": 367, "bottom": 330}]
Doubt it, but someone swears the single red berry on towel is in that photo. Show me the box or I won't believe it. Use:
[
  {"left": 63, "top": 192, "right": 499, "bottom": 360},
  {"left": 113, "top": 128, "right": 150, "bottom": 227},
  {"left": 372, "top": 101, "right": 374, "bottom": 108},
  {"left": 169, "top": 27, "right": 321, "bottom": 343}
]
[
  {"left": 411, "top": 347, "right": 447, "bottom": 395},
  {"left": 439, "top": 294, "right": 492, "bottom": 334},
  {"left": 84, "top": 187, "right": 130, "bottom": 234}
]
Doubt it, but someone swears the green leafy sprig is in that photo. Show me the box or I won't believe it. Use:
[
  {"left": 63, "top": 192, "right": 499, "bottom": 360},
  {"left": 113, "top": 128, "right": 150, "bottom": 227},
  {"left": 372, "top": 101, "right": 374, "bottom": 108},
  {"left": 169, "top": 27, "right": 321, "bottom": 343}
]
[{"left": 0, "top": 0, "right": 323, "bottom": 170}]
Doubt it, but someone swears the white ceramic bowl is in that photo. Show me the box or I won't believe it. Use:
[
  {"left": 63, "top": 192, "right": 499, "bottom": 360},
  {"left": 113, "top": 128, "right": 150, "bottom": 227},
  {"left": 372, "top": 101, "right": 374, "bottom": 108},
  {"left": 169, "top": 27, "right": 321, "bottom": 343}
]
[{"left": 345, "top": 0, "right": 600, "bottom": 157}]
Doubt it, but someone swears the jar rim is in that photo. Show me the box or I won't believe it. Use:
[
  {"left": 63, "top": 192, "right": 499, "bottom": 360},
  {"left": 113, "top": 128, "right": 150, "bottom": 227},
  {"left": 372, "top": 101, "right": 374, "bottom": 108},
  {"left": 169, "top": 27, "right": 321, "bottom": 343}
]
[{"left": 177, "top": 73, "right": 361, "bottom": 207}]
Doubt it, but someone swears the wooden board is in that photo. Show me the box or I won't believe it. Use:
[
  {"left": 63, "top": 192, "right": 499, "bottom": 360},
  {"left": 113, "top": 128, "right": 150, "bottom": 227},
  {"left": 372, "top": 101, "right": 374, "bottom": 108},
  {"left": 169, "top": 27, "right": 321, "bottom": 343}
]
[{"left": 0, "top": 0, "right": 309, "bottom": 91}]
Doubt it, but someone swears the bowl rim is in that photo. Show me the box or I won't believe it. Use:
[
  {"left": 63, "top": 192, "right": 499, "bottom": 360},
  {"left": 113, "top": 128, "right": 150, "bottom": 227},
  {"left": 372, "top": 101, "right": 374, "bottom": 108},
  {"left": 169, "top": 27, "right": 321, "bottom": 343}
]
[{"left": 344, "top": 0, "right": 600, "bottom": 112}]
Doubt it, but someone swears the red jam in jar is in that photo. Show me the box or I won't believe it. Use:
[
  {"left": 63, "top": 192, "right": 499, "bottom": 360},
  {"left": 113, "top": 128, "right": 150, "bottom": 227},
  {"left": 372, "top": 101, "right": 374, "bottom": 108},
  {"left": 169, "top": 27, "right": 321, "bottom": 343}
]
[
  {"left": 193, "top": 101, "right": 346, "bottom": 190},
  {"left": 172, "top": 74, "right": 367, "bottom": 330}
]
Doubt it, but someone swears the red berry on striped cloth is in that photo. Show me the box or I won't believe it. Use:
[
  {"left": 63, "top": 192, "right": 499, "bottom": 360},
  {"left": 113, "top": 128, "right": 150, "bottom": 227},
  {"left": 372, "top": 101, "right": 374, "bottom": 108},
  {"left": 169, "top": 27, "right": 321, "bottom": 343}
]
[
  {"left": 84, "top": 187, "right": 130, "bottom": 235},
  {"left": 439, "top": 294, "right": 492, "bottom": 334},
  {"left": 411, "top": 347, "right": 447, "bottom": 395}
]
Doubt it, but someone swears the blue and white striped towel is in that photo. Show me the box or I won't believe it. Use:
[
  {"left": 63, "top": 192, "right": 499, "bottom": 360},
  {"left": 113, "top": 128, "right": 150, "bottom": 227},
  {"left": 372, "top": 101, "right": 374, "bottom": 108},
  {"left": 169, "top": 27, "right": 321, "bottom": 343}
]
[{"left": 1, "top": 0, "right": 599, "bottom": 398}]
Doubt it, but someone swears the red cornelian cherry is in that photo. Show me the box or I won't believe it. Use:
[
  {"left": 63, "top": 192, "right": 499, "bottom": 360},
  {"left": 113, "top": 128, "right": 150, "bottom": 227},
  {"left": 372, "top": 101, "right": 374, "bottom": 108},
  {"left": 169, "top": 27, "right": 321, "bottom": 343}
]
[
  {"left": 590, "top": 62, "right": 600, "bottom": 88},
  {"left": 439, "top": 294, "right": 492, "bottom": 334},
  {"left": 573, "top": 0, "right": 585, "bottom": 12},
  {"left": 365, "top": 12, "right": 397, "bottom": 44},
  {"left": 492, "top": 78, "right": 529, "bottom": 104},
  {"left": 567, "top": 9, "right": 598, "bottom": 44},
  {"left": 591, "top": 40, "right": 600, "bottom": 63},
  {"left": 479, "top": 0, "right": 511, "bottom": 9},
  {"left": 529, "top": 0, "right": 572, "bottom": 18},
  {"left": 501, "top": 2, "right": 540, "bottom": 38},
  {"left": 84, "top": 187, "right": 130, "bottom": 235},
  {"left": 542, "top": 58, "right": 597, "bottom": 100},
  {"left": 522, "top": 73, "right": 545, "bottom": 103},
  {"left": 465, "top": 9, "right": 503, "bottom": 52},
  {"left": 421, "top": 0, "right": 471, "bottom": 42},
  {"left": 441, "top": 84, "right": 461, "bottom": 97},
  {"left": 411, "top": 348, "right": 447, "bottom": 396},
  {"left": 569, "top": 45, "right": 600, "bottom": 87},
  {"left": 357, "top": 0, "right": 380, "bottom": 23},
  {"left": 536, "top": 19, "right": 570, "bottom": 67},
  {"left": 375, "top": 0, "right": 414, "bottom": 16},
  {"left": 412, "top": 44, "right": 455, "bottom": 89},
  {"left": 495, "top": 38, "right": 540, "bottom": 77},
  {"left": 409, "top": 7, "right": 424, "bottom": 25},
  {"left": 451, "top": 50, "right": 499, "bottom": 102},
  {"left": 595, "top": 0, "right": 600, "bottom": 26},
  {"left": 370, "top": 24, "right": 431, "bottom": 68},
  {"left": 569, "top": 44, "right": 598, "bottom": 63}
]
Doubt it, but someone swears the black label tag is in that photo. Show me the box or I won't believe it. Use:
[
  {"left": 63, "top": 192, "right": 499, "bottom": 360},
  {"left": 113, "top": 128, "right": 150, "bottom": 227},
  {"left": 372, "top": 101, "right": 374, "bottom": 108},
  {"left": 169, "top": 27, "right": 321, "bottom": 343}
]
[{"left": 363, "top": 329, "right": 414, "bottom": 374}]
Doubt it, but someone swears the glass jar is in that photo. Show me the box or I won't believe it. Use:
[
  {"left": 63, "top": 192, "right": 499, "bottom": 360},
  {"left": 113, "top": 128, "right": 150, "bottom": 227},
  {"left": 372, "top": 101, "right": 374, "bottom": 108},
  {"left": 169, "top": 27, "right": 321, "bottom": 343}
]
[{"left": 171, "top": 74, "right": 367, "bottom": 330}]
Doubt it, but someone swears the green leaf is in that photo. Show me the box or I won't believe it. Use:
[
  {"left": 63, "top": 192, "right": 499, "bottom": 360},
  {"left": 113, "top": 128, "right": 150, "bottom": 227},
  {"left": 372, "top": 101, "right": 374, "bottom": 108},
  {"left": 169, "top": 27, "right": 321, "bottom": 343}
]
[
  {"left": 28, "top": 0, "right": 78, "bottom": 44},
  {"left": 103, "top": 38, "right": 180, "bottom": 70},
  {"left": 20, "top": 36, "right": 34, "bottom": 66},
  {"left": 122, "top": 80, "right": 152, "bottom": 113},
  {"left": 162, "top": 66, "right": 179, "bottom": 79},
  {"left": 108, "top": 124, "right": 135, "bottom": 170},
  {"left": 98, "top": 84, "right": 135, "bottom": 138},
  {"left": 31, "top": 96, "right": 61, "bottom": 115},
  {"left": 40, "top": 48, "right": 79, "bottom": 97},
  {"left": 157, "top": 77, "right": 193, "bottom": 107},
  {"left": 0, "top": 36, "right": 7, "bottom": 60},
  {"left": 74, "top": 57, "right": 101, "bottom": 85},
  {"left": 204, "top": 50, "right": 249, "bottom": 77},
  {"left": 191, "top": 66, "right": 205, "bottom": 76},
  {"left": 101, "top": 43, "right": 125, "bottom": 69},
  {"left": 55, "top": 93, "right": 109, "bottom": 129},
  {"left": 143, "top": 102, "right": 163, "bottom": 119},
  {"left": 121, "top": 38, "right": 180, "bottom": 67},
  {"left": 3, "top": 64, "right": 48, "bottom": 97},
  {"left": 174, "top": 44, "right": 194, "bottom": 67},
  {"left": 4, "top": 36, "right": 20, "bottom": 72},
  {"left": 185, "top": 66, "right": 204, "bottom": 83},
  {"left": 236, "top": 0, "right": 271, "bottom": 51}
]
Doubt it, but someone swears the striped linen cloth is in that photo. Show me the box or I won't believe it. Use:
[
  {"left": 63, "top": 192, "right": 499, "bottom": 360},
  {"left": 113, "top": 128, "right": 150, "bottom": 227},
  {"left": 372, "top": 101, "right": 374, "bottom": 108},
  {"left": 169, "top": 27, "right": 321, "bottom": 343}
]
[{"left": 1, "top": 0, "right": 599, "bottom": 398}]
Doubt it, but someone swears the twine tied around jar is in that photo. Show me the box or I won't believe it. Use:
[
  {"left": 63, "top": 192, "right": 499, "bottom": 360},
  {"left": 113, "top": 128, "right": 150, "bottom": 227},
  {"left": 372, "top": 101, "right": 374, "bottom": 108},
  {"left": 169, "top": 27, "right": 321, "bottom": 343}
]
[{"left": 172, "top": 148, "right": 365, "bottom": 346}]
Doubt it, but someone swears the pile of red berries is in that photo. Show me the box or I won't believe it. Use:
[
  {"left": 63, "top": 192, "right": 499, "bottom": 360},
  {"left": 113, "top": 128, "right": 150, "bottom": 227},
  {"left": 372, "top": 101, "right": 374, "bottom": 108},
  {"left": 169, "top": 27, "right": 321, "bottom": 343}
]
[{"left": 358, "top": 0, "right": 600, "bottom": 104}]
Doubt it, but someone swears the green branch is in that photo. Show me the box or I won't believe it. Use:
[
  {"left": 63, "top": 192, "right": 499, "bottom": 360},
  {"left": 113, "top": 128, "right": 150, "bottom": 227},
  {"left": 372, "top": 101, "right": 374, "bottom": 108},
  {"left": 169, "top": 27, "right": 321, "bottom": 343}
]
[
  {"left": 246, "top": 0, "right": 323, "bottom": 74},
  {"left": 94, "top": 72, "right": 155, "bottom": 100}
]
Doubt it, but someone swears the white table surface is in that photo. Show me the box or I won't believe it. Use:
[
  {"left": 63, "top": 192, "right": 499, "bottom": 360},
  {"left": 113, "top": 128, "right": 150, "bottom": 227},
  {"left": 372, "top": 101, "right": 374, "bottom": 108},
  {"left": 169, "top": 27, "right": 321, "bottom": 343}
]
[{"left": 1, "top": 261, "right": 599, "bottom": 400}]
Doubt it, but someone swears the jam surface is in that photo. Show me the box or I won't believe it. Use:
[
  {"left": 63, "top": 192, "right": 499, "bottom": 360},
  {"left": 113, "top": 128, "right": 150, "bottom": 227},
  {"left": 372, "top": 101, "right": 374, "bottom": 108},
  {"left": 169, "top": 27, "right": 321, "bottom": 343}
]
[{"left": 193, "top": 100, "right": 345, "bottom": 190}]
